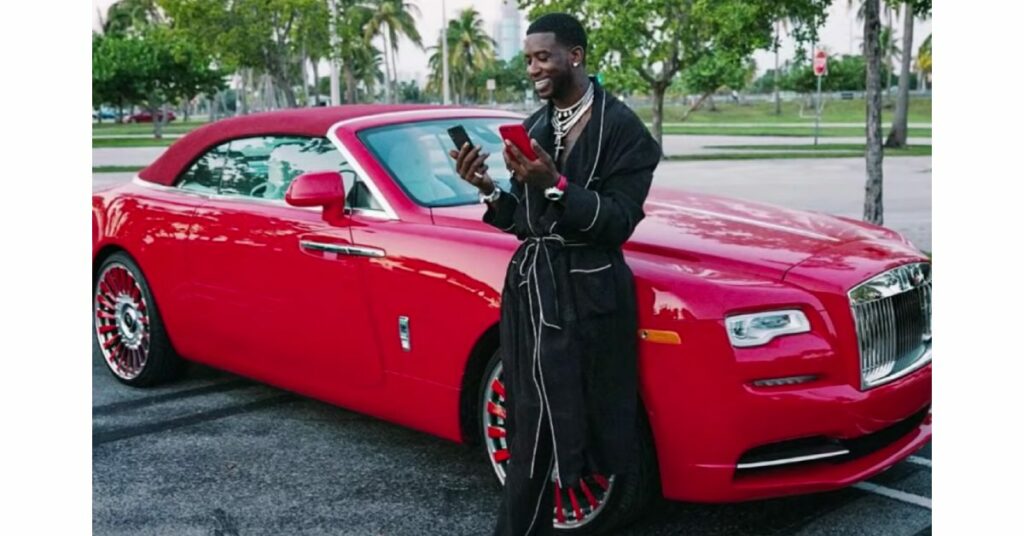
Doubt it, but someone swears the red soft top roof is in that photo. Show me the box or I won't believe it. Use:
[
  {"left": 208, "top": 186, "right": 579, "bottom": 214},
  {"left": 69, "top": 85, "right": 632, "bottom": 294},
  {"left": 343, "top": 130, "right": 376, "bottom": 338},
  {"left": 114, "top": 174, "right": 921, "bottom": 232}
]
[{"left": 138, "top": 105, "right": 441, "bottom": 186}]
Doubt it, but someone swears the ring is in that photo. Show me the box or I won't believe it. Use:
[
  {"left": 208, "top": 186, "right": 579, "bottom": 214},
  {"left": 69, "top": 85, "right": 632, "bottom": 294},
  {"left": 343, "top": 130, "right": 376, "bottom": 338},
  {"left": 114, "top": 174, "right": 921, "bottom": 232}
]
[{"left": 474, "top": 171, "right": 484, "bottom": 179}]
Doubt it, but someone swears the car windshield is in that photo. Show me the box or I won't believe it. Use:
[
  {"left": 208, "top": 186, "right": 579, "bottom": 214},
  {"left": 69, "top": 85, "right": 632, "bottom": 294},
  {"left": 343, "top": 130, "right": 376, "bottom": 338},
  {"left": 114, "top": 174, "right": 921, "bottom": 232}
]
[{"left": 358, "top": 118, "right": 517, "bottom": 207}]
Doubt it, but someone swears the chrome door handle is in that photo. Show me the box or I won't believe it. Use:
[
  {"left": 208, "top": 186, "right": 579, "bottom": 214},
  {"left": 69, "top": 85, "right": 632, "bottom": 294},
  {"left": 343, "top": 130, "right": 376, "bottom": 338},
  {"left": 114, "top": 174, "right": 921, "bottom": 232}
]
[{"left": 299, "top": 240, "right": 386, "bottom": 258}]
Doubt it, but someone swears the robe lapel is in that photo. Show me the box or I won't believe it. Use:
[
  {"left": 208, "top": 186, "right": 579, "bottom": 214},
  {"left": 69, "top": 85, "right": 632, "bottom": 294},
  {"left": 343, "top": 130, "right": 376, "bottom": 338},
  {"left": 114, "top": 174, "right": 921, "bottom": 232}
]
[
  {"left": 527, "top": 106, "right": 557, "bottom": 161},
  {"left": 563, "top": 79, "right": 608, "bottom": 190}
]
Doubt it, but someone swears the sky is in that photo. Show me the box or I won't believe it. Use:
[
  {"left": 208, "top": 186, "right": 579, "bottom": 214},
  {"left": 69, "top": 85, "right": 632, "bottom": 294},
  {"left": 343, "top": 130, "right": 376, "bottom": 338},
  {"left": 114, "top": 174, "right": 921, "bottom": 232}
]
[{"left": 92, "top": 0, "right": 932, "bottom": 87}]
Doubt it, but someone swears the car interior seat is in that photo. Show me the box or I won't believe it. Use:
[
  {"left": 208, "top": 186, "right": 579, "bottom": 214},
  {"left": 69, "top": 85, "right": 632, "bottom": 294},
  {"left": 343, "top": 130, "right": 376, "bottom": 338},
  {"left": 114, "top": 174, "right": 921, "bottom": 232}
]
[{"left": 385, "top": 137, "right": 456, "bottom": 204}]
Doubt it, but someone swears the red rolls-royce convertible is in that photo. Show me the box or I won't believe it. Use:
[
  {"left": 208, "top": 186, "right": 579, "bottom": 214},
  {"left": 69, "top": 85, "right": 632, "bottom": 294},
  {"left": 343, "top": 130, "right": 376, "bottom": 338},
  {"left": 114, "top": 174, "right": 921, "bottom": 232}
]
[{"left": 92, "top": 106, "right": 932, "bottom": 533}]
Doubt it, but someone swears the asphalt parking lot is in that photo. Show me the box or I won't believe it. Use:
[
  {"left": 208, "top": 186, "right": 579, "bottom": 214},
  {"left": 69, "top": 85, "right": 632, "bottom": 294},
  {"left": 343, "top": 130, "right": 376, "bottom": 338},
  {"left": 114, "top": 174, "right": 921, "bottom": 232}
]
[{"left": 93, "top": 347, "right": 931, "bottom": 536}]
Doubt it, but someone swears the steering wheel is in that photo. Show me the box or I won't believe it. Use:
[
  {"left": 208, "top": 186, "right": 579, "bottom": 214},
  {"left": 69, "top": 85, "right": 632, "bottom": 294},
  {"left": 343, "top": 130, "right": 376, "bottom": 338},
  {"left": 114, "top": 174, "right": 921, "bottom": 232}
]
[{"left": 249, "top": 182, "right": 270, "bottom": 198}]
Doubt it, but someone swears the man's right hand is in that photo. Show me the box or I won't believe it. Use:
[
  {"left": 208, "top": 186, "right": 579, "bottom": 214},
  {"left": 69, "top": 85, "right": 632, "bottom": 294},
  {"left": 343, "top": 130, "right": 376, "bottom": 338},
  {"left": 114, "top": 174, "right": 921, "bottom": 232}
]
[{"left": 449, "top": 143, "right": 494, "bottom": 194}]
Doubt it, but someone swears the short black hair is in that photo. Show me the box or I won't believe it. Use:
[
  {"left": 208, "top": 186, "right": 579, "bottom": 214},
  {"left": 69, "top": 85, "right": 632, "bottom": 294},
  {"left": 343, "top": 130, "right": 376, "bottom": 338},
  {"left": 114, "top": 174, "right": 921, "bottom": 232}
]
[{"left": 526, "top": 13, "right": 587, "bottom": 56}]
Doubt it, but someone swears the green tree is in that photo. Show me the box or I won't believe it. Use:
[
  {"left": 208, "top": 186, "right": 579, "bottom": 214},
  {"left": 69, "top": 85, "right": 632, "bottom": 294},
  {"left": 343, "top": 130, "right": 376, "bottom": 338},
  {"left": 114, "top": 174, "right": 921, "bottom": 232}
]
[
  {"left": 93, "top": 28, "right": 226, "bottom": 137},
  {"left": 158, "top": 0, "right": 236, "bottom": 117},
  {"left": 476, "top": 56, "right": 530, "bottom": 103},
  {"left": 319, "top": 50, "right": 386, "bottom": 103},
  {"left": 93, "top": 33, "right": 147, "bottom": 121},
  {"left": 365, "top": 0, "right": 423, "bottom": 104},
  {"left": 878, "top": 25, "right": 900, "bottom": 98},
  {"left": 398, "top": 80, "right": 422, "bottom": 103},
  {"left": 678, "top": 51, "right": 755, "bottom": 118},
  {"left": 885, "top": 0, "right": 931, "bottom": 148},
  {"left": 293, "top": 0, "right": 331, "bottom": 106},
  {"left": 848, "top": 0, "right": 899, "bottom": 100},
  {"left": 779, "top": 53, "right": 882, "bottom": 93},
  {"left": 427, "top": 8, "right": 496, "bottom": 104},
  {"left": 771, "top": 18, "right": 790, "bottom": 115},
  {"left": 517, "top": 0, "right": 831, "bottom": 149},
  {"left": 325, "top": 0, "right": 381, "bottom": 104},
  {"left": 915, "top": 33, "right": 931, "bottom": 90},
  {"left": 160, "top": 0, "right": 327, "bottom": 109},
  {"left": 767, "top": 3, "right": 828, "bottom": 115},
  {"left": 102, "top": 0, "right": 165, "bottom": 36}
]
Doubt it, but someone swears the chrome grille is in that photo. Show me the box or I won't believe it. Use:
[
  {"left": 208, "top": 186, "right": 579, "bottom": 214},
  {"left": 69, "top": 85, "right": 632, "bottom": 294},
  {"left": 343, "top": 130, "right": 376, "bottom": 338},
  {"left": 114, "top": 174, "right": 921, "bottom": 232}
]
[{"left": 849, "top": 263, "right": 932, "bottom": 389}]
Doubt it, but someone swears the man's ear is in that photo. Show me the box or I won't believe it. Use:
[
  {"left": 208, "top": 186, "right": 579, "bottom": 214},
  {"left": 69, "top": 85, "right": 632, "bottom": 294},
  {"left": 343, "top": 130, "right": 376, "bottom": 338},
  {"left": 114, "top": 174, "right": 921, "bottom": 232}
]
[{"left": 570, "top": 46, "right": 585, "bottom": 67}]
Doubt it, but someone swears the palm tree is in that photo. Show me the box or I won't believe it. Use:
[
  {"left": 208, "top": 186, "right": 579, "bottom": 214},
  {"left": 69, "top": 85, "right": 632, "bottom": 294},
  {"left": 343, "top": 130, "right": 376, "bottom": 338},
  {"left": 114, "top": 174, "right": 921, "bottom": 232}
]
[
  {"left": 885, "top": 2, "right": 930, "bottom": 147},
  {"left": 426, "top": 9, "right": 496, "bottom": 104},
  {"left": 426, "top": 38, "right": 448, "bottom": 99},
  {"left": 365, "top": 0, "right": 423, "bottom": 103},
  {"left": 863, "top": 0, "right": 884, "bottom": 225},
  {"left": 879, "top": 26, "right": 901, "bottom": 102},
  {"left": 916, "top": 34, "right": 931, "bottom": 91},
  {"left": 849, "top": 0, "right": 899, "bottom": 101},
  {"left": 355, "top": 47, "right": 387, "bottom": 101},
  {"left": 293, "top": 0, "right": 330, "bottom": 106},
  {"left": 886, "top": 2, "right": 931, "bottom": 147},
  {"left": 331, "top": 0, "right": 375, "bottom": 103},
  {"left": 772, "top": 18, "right": 790, "bottom": 115},
  {"left": 447, "top": 8, "right": 496, "bottom": 104},
  {"left": 102, "top": 0, "right": 163, "bottom": 36}
]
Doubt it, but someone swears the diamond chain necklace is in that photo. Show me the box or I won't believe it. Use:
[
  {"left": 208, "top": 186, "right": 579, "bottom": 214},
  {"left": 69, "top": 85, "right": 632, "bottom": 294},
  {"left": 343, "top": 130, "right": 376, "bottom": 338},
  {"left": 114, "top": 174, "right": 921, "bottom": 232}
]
[{"left": 553, "top": 81, "right": 594, "bottom": 162}]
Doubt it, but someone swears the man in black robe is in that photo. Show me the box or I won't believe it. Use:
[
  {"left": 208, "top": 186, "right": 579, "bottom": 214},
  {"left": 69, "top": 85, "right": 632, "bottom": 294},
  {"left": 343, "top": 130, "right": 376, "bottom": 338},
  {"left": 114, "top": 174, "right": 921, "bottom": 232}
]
[{"left": 450, "top": 13, "right": 662, "bottom": 535}]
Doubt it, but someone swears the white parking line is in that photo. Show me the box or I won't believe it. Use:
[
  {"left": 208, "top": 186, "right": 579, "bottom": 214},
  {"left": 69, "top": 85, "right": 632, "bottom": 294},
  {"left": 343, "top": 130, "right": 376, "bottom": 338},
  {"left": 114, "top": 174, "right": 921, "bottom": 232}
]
[
  {"left": 853, "top": 482, "right": 932, "bottom": 509},
  {"left": 907, "top": 456, "right": 932, "bottom": 468}
]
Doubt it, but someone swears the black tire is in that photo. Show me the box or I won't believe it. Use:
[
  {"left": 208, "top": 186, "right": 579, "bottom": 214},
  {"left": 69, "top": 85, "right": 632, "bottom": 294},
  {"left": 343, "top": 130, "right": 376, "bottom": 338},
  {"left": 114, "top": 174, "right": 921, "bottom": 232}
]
[
  {"left": 478, "top": 350, "right": 659, "bottom": 534},
  {"left": 93, "top": 252, "right": 185, "bottom": 387}
]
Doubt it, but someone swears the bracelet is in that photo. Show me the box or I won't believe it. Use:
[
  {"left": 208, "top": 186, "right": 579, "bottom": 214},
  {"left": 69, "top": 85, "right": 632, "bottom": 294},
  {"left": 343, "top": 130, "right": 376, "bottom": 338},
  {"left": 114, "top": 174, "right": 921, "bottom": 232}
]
[
  {"left": 479, "top": 185, "right": 501, "bottom": 204},
  {"left": 544, "top": 175, "right": 568, "bottom": 201}
]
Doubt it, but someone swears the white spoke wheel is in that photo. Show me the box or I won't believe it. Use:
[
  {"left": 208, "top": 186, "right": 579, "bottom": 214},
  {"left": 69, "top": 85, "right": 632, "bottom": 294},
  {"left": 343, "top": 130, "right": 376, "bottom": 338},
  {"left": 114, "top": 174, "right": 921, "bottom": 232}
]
[
  {"left": 93, "top": 253, "right": 183, "bottom": 386},
  {"left": 479, "top": 351, "right": 657, "bottom": 533}
]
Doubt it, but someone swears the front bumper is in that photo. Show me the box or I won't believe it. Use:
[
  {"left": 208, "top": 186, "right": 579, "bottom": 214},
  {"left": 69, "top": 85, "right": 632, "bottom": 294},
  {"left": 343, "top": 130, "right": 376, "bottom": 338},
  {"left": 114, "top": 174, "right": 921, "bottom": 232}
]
[{"left": 639, "top": 319, "right": 932, "bottom": 503}]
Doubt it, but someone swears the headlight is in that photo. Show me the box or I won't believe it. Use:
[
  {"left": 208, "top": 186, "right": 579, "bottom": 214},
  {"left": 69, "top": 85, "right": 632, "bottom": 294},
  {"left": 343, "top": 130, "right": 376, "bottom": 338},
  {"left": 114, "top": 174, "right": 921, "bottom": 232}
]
[{"left": 725, "top": 309, "right": 811, "bottom": 348}]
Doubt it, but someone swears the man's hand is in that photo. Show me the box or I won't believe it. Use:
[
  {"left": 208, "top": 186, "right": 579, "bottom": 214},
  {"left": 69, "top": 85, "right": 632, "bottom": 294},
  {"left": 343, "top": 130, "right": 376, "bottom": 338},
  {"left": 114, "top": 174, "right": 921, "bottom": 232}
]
[
  {"left": 448, "top": 143, "right": 494, "bottom": 194},
  {"left": 504, "top": 139, "right": 559, "bottom": 189}
]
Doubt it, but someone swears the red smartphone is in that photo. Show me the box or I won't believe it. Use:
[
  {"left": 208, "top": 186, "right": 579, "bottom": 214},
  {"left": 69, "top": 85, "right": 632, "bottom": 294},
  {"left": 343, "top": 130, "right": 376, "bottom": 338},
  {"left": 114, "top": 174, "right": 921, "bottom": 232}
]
[{"left": 498, "top": 124, "right": 538, "bottom": 161}]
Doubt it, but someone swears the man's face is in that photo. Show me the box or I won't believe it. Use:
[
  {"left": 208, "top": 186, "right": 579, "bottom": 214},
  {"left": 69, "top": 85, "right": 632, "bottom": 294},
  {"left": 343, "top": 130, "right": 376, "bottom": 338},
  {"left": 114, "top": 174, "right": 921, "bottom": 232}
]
[{"left": 523, "top": 32, "right": 579, "bottom": 101}]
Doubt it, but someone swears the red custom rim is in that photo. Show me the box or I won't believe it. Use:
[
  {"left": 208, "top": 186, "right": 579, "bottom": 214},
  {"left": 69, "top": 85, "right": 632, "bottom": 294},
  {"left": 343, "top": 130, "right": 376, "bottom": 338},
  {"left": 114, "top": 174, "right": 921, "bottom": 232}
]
[
  {"left": 481, "top": 360, "right": 616, "bottom": 528},
  {"left": 94, "top": 263, "right": 151, "bottom": 380}
]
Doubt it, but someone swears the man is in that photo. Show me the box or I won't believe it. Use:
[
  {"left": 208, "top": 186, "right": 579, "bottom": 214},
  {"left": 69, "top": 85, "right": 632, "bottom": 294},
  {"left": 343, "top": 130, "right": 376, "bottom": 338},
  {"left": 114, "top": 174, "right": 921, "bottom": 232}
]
[{"left": 449, "top": 13, "right": 661, "bottom": 535}]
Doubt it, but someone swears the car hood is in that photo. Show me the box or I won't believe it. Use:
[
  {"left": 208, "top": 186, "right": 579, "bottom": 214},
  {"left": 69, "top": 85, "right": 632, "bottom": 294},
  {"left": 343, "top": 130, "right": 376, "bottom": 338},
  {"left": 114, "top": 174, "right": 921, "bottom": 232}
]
[{"left": 430, "top": 186, "right": 902, "bottom": 281}]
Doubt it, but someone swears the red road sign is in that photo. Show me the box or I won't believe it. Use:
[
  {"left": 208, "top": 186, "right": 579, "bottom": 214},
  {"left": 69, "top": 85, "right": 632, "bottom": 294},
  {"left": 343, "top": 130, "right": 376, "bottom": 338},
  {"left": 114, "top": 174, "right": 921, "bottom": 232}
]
[{"left": 813, "top": 50, "right": 828, "bottom": 76}]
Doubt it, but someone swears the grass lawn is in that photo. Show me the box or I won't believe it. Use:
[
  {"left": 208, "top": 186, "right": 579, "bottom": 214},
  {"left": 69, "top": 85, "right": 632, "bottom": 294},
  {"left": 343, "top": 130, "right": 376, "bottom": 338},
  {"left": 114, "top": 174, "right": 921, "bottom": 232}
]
[
  {"left": 93, "top": 165, "right": 144, "bottom": 173},
  {"left": 709, "top": 143, "right": 932, "bottom": 155},
  {"left": 666, "top": 146, "right": 930, "bottom": 161},
  {"left": 661, "top": 125, "right": 931, "bottom": 137},
  {"left": 92, "top": 121, "right": 206, "bottom": 136},
  {"left": 93, "top": 126, "right": 932, "bottom": 145},
  {"left": 93, "top": 137, "right": 177, "bottom": 148},
  {"left": 632, "top": 97, "right": 931, "bottom": 125}
]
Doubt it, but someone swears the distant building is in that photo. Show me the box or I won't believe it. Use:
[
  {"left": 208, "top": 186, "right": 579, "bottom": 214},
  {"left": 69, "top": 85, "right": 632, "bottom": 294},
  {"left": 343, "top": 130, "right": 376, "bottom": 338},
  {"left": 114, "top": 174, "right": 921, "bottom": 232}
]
[{"left": 494, "top": 1, "right": 523, "bottom": 62}]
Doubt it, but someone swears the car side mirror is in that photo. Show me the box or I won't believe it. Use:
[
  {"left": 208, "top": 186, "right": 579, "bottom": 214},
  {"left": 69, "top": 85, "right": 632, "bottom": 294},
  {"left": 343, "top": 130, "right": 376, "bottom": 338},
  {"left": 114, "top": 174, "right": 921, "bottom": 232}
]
[{"left": 285, "top": 171, "right": 351, "bottom": 223}]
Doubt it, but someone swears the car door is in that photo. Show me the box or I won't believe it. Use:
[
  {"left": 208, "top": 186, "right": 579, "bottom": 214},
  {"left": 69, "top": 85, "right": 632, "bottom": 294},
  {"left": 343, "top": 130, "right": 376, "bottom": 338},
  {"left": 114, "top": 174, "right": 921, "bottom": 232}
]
[
  {"left": 183, "top": 135, "right": 385, "bottom": 392},
  {"left": 345, "top": 118, "right": 513, "bottom": 390}
]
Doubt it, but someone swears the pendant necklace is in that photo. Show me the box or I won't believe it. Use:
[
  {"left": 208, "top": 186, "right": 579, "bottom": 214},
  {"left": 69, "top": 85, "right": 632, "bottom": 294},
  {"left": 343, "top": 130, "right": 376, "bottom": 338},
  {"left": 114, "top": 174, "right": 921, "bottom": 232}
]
[{"left": 553, "top": 81, "right": 594, "bottom": 162}]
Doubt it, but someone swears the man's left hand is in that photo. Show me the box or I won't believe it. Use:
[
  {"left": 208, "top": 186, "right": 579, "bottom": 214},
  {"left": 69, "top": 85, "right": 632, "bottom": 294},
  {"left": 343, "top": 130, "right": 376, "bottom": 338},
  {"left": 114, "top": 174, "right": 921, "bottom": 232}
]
[{"left": 504, "top": 139, "right": 559, "bottom": 189}]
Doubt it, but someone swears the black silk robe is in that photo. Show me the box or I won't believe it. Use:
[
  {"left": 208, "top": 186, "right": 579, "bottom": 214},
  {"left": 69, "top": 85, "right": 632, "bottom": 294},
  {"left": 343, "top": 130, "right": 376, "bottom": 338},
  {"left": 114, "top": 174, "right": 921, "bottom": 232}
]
[{"left": 482, "top": 80, "right": 662, "bottom": 489}]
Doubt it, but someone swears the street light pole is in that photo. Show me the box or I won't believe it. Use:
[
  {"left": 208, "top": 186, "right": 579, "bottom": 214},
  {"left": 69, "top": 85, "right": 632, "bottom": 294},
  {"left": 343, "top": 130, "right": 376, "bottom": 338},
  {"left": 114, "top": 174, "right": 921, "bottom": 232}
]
[
  {"left": 441, "top": 0, "right": 451, "bottom": 105},
  {"left": 328, "top": 0, "right": 341, "bottom": 106}
]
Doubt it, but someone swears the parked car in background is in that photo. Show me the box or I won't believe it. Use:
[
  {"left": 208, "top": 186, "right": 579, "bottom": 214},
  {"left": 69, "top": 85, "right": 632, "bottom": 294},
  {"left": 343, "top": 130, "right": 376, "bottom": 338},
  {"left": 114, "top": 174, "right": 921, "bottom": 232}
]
[
  {"left": 92, "top": 106, "right": 932, "bottom": 534},
  {"left": 93, "top": 108, "right": 120, "bottom": 121},
  {"left": 126, "top": 110, "right": 177, "bottom": 123}
]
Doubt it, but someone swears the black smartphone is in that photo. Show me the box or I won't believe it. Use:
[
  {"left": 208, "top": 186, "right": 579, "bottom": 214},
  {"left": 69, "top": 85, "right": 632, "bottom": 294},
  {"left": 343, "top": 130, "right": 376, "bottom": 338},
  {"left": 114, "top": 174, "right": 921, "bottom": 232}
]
[{"left": 447, "top": 125, "right": 473, "bottom": 151}]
